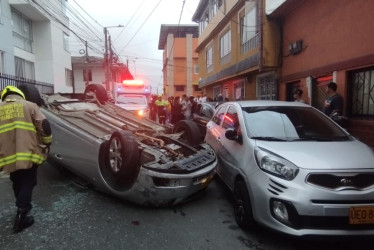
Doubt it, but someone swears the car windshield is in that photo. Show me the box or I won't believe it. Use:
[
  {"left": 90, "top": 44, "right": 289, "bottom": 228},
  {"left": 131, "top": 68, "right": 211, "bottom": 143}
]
[
  {"left": 242, "top": 106, "right": 350, "bottom": 141},
  {"left": 116, "top": 95, "right": 146, "bottom": 105}
]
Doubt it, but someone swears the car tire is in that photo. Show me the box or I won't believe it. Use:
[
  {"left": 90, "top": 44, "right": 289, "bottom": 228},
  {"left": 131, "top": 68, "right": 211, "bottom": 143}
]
[
  {"left": 172, "top": 120, "right": 201, "bottom": 146},
  {"left": 234, "top": 180, "right": 255, "bottom": 230},
  {"left": 18, "top": 84, "right": 44, "bottom": 106},
  {"left": 83, "top": 84, "right": 108, "bottom": 104},
  {"left": 106, "top": 130, "right": 140, "bottom": 188}
]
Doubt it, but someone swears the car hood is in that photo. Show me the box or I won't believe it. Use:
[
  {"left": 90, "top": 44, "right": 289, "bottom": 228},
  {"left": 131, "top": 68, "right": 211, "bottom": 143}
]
[
  {"left": 115, "top": 104, "right": 147, "bottom": 111},
  {"left": 255, "top": 140, "right": 374, "bottom": 170}
]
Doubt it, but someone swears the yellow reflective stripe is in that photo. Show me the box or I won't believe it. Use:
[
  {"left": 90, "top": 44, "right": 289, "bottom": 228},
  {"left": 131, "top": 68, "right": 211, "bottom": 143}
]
[
  {"left": 0, "top": 121, "right": 36, "bottom": 134},
  {"left": 0, "top": 152, "right": 45, "bottom": 167},
  {"left": 42, "top": 135, "right": 52, "bottom": 144}
]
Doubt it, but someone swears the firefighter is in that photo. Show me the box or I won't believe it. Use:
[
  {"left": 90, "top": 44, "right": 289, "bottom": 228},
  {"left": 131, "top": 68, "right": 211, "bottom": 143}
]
[
  {"left": 149, "top": 94, "right": 157, "bottom": 121},
  {"left": 0, "top": 85, "right": 52, "bottom": 233}
]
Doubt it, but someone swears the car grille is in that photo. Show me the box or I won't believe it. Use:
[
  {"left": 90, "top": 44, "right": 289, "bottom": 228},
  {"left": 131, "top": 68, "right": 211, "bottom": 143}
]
[{"left": 306, "top": 173, "right": 374, "bottom": 190}]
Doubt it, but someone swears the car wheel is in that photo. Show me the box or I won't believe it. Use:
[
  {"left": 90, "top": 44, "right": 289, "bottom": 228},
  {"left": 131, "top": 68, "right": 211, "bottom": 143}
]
[
  {"left": 234, "top": 180, "right": 255, "bottom": 229},
  {"left": 83, "top": 84, "right": 108, "bottom": 104},
  {"left": 172, "top": 120, "right": 201, "bottom": 146},
  {"left": 106, "top": 130, "right": 140, "bottom": 189},
  {"left": 18, "top": 84, "right": 44, "bottom": 106}
]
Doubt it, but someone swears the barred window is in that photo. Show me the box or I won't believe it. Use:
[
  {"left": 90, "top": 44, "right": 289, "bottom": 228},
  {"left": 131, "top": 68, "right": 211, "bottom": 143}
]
[
  {"left": 240, "top": 6, "right": 259, "bottom": 54},
  {"left": 206, "top": 46, "right": 213, "bottom": 73},
  {"left": 349, "top": 68, "right": 374, "bottom": 119}
]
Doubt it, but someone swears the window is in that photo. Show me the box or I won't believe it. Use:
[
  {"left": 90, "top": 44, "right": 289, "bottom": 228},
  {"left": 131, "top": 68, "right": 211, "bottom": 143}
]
[
  {"left": 206, "top": 46, "right": 213, "bottom": 73},
  {"left": 83, "top": 69, "right": 92, "bottom": 82},
  {"left": 240, "top": 6, "right": 259, "bottom": 54},
  {"left": 213, "top": 85, "right": 221, "bottom": 100},
  {"left": 61, "top": 0, "right": 67, "bottom": 16},
  {"left": 349, "top": 68, "right": 374, "bottom": 119},
  {"left": 175, "top": 85, "right": 185, "bottom": 92},
  {"left": 223, "top": 106, "right": 239, "bottom": 130},
  {"left": 220, "top": 29, "right": 231, "bottom": 64},
  {"left": 194, "top": 64, "right": 199, "bottom": 74},
  {"left": 0, "top": 0, "right": 3, "bottom": 24},
  {"left": 65, "top": 68, "right": 72, "bottom": 87},
  {"left": 212, "top": 105, "right": 227, "bottom": 125},
  {"left": 63, "top": 32, "right": 69, "bottom": 51},
  {"left": 15, "top": 57, "right": 35, "bottom": 79},
  {"left": 0, "top": 50, "right": 4, "bottom": 74},
  {"left": 257, "top": 73, "right": 277, "bottom": 100},
  {"left": 11, "top": 8, "right": 33, "bottom": 53}
]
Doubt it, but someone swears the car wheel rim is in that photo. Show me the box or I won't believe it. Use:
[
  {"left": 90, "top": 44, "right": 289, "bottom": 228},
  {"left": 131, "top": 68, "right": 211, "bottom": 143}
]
[{"left": 109, "top": 137, "right": 122, "bottom": 173}]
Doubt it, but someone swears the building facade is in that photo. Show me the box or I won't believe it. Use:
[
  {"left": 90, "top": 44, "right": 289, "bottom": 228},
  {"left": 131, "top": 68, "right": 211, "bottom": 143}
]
[
  {"left": 270, "top": 0, "right": 374, "bottom": 148},
  {"left": 0, "top": 0, "right": 71, "bottom": 93},
  {"left": 158, "top": 24, "right": 200, "bottom": 97},
  {"left": 192, "top": 0, "right": 281, "bottom": 101},
  {"left": 71, "top": 56, "right": 133, "bottom": 97}
]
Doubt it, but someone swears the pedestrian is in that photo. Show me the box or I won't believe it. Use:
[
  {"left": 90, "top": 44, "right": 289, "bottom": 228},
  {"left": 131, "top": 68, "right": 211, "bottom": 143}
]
[
  {"left": 182, "top": 96, "right": 193, "bottom": 120},
  {"left": 190, "top": 96, "right": 198, "bottom": 116},
  {"left": 155, "top": 94, "right": 168, "bottom": 124},
  {"left": 171, "top": 96, "right": 184, "bottom": 124},
  {"left": 292, "top": 88, "right": 305, "bottom": 103},
  {"left": 322, "top": 81, "right": 343, "bottom": 117},
  {"left": 149, "top": 94, "right": 157, "bottom": 121},
  {"left": 0, "top": 85, "right": 52, "bottom": 234}
]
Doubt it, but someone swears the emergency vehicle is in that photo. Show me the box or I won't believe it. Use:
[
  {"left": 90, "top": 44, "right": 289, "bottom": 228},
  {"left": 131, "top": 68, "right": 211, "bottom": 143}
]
[{"left": 114, "top": 80, "right": 151, "bottom": 117}]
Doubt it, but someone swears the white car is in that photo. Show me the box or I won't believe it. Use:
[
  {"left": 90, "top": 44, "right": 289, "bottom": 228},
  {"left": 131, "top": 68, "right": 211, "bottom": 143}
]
[
  {"left": 115, "top": 93, "right": 149, "bottom": 118},
  {"left": 205, "top": 100, "right": 374, "bottom": 236}
]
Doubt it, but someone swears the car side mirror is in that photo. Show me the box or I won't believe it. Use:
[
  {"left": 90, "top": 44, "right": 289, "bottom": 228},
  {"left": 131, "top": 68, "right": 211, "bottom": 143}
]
[{"left": 225, "top": 128, "right": 237, "bottom": 140}]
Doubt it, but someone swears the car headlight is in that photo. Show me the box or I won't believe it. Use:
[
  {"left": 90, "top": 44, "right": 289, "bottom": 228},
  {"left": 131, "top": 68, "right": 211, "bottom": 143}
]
[{"left": 255, "top": 147, "right": 299, "bottom": 180}]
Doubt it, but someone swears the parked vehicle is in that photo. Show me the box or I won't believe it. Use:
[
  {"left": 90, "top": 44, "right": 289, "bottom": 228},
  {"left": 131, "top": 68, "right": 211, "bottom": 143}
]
[
  {"left": 115, "top": 93, "right": 149, "bottom": 118},
  {"left": 173, "top": 102, "right": 215, "bottom": 144},
  {"left": 21, "top": 84, "right": 217, "bottom": 206},
  {"left": 205, "top": 100, "right": 374, "bottom": 236}
]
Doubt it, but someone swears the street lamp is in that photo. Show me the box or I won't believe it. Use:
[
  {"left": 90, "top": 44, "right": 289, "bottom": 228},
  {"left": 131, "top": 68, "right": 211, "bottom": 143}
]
[{"left": 104, "top": 25, "right": 124, "bottom": 92}]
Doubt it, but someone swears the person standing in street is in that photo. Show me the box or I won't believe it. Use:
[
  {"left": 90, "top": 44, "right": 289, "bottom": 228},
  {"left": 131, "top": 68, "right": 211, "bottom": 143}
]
[
  {"left": 322, "top": 81, "right": 343, "bottom": 117},
  {"left": 155, "top": 94, "right": 168, "bottom": 124},
  {"left": 0, "top": 85, "right": 52, "bottom": 234}
]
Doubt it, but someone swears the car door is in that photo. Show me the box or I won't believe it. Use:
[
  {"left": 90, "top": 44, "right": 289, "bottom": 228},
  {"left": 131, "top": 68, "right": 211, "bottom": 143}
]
[{"left": 216, "top": 105, "right": 244, "bottom": 186}]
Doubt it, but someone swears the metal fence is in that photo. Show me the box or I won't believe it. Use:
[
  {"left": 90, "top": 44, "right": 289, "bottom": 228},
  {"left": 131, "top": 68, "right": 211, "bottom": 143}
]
[{"left": 0, "top": 73, "right": 54, "bottom": 94}]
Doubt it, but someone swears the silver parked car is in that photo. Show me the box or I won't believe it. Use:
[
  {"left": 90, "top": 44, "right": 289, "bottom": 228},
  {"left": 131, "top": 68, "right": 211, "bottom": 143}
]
[
  {"left": 205, "top": 100, "right": 374, "bottom": 236},
  {"left": 20, "top": 84, "right": 217, "bottom": 206}
]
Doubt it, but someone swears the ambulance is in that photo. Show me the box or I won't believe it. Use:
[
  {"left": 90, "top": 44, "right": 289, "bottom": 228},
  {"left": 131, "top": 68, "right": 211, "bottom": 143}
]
[{"left": 114, "top": 79, "right": 151, "bottom": 118}]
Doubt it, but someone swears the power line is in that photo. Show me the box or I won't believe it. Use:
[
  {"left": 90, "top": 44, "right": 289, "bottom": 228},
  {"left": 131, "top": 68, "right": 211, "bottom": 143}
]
[{"left": 118, "top": 0, "right": 163, "bottom": 55}]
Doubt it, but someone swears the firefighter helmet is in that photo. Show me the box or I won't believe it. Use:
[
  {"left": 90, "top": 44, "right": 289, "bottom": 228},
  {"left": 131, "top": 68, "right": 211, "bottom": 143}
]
[{"left": 1, "top": 86, "right": 26, "bottom": 101}]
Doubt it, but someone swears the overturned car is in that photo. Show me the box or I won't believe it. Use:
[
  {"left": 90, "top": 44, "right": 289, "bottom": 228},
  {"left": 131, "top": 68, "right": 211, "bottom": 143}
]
[{"left": 21, "top": 84, "right": 217, "bottom": 206}]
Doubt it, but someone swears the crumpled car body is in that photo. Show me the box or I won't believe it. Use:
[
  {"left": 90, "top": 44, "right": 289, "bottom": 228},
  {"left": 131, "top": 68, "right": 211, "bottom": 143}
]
[{"left": 40, "top": 91, "right": 217, "bottom": 206}]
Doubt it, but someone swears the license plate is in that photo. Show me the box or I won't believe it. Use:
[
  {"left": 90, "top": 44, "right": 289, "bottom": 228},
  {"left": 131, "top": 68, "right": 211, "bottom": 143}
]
[{"left": 349, "top": 206, "right": 374, "bottom": 224}]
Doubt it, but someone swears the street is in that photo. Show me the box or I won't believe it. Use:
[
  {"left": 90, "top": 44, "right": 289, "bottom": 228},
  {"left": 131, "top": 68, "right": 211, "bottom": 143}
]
[{"left": 0, "top": 162, "right": 372, "bottom": 250}]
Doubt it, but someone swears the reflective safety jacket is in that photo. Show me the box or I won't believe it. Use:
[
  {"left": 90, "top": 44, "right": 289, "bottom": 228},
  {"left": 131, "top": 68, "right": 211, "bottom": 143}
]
[{"left": 0, "top": 94, "right": 52, "bottom": 173}]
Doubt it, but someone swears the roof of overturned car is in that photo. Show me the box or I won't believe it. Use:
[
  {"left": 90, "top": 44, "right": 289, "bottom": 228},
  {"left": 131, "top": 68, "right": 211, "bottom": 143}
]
[{"left": 22, "top": 84, "right": 217, "bottom": 206}]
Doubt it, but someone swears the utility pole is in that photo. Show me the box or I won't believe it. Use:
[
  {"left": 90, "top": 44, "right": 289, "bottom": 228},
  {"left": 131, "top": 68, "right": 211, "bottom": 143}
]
[{"left": 103, "top": 25, "right": 124, "bottom": 93}]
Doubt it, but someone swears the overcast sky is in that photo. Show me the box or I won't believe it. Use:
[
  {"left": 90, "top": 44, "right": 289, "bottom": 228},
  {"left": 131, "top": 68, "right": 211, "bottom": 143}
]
[
  {"left": 69, "top": 0, "right": 200, "bottom": 93},
  {"left": 69, "top": 0, "right": 285, "bottom": 93}
]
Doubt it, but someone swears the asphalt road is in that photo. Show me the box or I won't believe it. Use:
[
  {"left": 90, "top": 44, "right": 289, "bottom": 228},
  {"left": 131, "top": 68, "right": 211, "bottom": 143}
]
[{"left": 0, "top": 163, "right": 373, "bottom": 250}]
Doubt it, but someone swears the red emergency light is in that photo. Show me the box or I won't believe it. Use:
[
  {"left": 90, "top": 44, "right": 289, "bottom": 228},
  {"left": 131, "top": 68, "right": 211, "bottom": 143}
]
[{"left": 122, "top": 79, "right": 144, "bottom": 86}]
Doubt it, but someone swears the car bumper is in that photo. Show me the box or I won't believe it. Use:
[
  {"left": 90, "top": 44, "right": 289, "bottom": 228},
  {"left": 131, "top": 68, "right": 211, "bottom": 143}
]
[
  {"left": 249, "top": 169, "right": 374, "bottom": 236},
  {"left": 106, "top": 157, "right": 217, "bottom": 206}
]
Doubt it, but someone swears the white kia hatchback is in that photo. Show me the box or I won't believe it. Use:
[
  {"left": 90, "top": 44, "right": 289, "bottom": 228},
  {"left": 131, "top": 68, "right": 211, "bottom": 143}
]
[{"left": 205, "top": 100, "right": 374, "bottom": 236}]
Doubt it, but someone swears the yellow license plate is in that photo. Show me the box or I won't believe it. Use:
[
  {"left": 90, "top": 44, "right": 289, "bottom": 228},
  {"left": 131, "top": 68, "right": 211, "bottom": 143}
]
[{"left": 349, "top": 206, "right": 374, "bottom": 224}]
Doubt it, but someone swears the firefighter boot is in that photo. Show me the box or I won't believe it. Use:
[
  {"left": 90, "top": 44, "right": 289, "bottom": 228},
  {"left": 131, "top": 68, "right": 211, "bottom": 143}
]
[{"left": 13, "top": 208, "right": 34, "bottom": 234}]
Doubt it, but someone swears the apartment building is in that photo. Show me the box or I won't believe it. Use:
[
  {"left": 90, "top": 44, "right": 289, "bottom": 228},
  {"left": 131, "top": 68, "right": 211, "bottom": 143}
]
[
  {"left": 192, "top": 0, "right": 281, "bottom": 101},
  {"left": 269, "top": 0, "right": 374, "bottom": 148},
  {"left": 0, "top": 0, "right": 71, "bottom": 93},
  {"left": 158, "top": 24, "right": 200, "bottom": 97}
]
